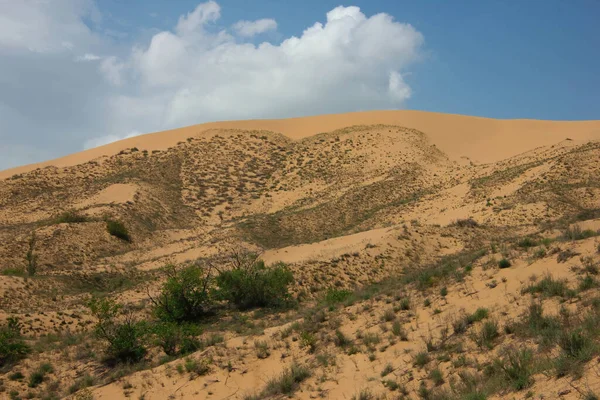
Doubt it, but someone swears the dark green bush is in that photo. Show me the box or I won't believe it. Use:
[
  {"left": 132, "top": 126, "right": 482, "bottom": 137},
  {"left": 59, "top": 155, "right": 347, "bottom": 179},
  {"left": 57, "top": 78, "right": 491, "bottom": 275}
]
[
  {"left": 153, "top": 322, "right": 202, "bottom": 356},
  {"left": 106, "top": 219, "right": 131, "bottom": 242},
  {"left": 88, "top": 298, "right": 147, "bottom": 363},
  {"left": 216, "top": 256, "right": 293, "bottom": 310},
  {"left": 498, "top": 259, "right": 511, "bottom": 269},
  {"left": 0, "top": 317, "right": 30, "bottom": 366},
  {"left": 151, "top": 264, "right": 215, "bottom": 322}
]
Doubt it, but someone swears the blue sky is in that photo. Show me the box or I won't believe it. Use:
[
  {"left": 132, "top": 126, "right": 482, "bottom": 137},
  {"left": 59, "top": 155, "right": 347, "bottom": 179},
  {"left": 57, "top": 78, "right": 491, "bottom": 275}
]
[
  {"left": 0, "top": 1, "right": 598, "bottom": 169},
  {"left": 100, "top": 0, "right": 600, "bottom": 120}
]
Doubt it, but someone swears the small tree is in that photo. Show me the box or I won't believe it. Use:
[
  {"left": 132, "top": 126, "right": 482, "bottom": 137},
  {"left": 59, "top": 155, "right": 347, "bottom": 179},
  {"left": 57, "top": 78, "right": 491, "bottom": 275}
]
[
  {"left": 149, "top": 264, "right": 215, "bottom": 322},
  {"left": 0, "top": 317, "right": 30, "bottom": 366},
  {"left": 215, "top": 252, "right": 294, "bottom": 310},
  {"left": 88, "top": 298, "right": 147, "bottom": 363}
]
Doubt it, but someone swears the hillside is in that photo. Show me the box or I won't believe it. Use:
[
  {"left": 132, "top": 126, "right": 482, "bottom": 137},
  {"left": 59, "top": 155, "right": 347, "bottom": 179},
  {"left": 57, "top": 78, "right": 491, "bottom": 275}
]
[{"left": 1, "top": 111, "right": 600, "bottom": 400}]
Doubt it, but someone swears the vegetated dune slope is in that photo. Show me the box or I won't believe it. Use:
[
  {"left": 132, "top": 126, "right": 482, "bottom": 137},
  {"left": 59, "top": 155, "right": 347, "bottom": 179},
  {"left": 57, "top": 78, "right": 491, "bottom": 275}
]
[
  {"left": 2, "top": 110, "right": 599, "bottom": 179},
  {"left": 1, "top": 111, "right": 600, "bottom": 400}
]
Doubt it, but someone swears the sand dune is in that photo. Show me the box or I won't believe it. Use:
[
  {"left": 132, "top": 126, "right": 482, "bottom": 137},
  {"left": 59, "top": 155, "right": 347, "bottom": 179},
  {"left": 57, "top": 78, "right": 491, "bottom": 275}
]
[{"left": 2, "top": 110, "right": 599, "bottom": 179}]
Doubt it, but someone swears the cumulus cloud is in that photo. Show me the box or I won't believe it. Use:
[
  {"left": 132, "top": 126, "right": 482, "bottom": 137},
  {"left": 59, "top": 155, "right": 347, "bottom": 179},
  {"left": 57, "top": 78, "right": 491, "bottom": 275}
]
[
  {"left": 233, "top": 19, "right": 277, "bottom": 37},
  {"left": 0, "top": 1, "right": 425, "bottom": 169},
  {"left": 97, "top": 3, "right": 424, "bottom": 139}
]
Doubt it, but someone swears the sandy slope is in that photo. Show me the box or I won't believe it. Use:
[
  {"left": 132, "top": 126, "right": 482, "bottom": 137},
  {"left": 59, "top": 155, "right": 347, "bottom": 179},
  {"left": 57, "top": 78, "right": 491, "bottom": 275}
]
[{"left": 2, "top": 110, "right": 599, "bottom": 179}]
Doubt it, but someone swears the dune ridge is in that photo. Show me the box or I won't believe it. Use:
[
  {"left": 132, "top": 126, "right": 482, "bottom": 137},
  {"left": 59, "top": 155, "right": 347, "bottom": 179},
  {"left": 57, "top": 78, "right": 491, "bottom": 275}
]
[{"left": 2, "top": 110, "right": 600, "bottom": 179}]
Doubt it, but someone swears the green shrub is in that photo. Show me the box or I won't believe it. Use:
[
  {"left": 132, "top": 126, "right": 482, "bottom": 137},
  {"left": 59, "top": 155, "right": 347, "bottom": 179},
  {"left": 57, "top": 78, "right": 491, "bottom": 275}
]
[
  {"left": 0, "top": 317, "right": 30, "bottom": 366},
  {"left": 151, "top": 264, "right": 215, "bottom": 322},
  {"left": 153, "top": 322, "right": 201, "bottom": 356},
  {"left": 216, "top": 256, "right": 293, "bottom": 310},
  {"left": 498, "top": 259, "right": 511, "bottom": 269},
  {"left": 381, "top": 363, "right": 394, "bottom": 377},
  {"left": 88, "top": 298, "right": 147, "bottom": 363},
  {"left": 106, "top": 219, "right": 131, "bottom": 242}
]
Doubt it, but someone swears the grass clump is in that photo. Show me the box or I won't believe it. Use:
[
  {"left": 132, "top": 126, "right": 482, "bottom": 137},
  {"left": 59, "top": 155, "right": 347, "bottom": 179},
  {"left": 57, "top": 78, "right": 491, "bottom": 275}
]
[
  {"left": 522, "top": 275, "right": 575, "bottom": 299},
  {"left": 429, "top": 368, "right": 444, "bottom": 386},
  {"left": 380, "top": 363, "right": 394, "bottom": 377},
  {"left": 493, "top": 347, "right": 534, "bottom": 391},
  {"left": 106, "top": 219, "right": 131, "bottom": 242},
  {"left": 498, "top": 258, "right": 511, "bottom": 269},
  {"left": 263, "top": 362, "right": 311, "bottom": 397},
  {"left": 414, "top": 351, "right": 430, "bottom": 368},
  {"left": 475, "top": 321, "right": 499, "bottom": 349},
  {"left": 555, "top": 329, "right": 596, "bottom": 378},
  {"left": 254, "top": 340, "right": 270, "bottom": 359}
]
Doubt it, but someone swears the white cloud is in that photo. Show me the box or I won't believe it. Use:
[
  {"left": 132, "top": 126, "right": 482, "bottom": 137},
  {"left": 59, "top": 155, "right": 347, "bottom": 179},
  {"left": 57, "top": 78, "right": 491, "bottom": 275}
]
[
  {"left": 0, "top": 0, "right": 99, "bottom": 53},
  {"left": 0, "top": 1, "right": 425, "bottom": 170},
  {"left": 99, "top": 2, "right": 423, "bottom": 135},
  {"left": 233, "top": 19, "right": 277, "bottom": 37},
  {"left": 75, "top": 53, "right": 101, "bottom": 61}
]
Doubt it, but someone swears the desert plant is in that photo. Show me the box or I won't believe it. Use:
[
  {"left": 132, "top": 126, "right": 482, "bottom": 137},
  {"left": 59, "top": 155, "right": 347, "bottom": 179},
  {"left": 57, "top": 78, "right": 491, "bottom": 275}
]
[
  {"left": 150, "top": 263, "right": 215, "bottom": 322},
  {"left": 0, "top": 317, "right": 30, "bottom": 366},
  {"left": 88, "top": 297, "right": 147, "bottom": 363},
  {"left": 153, "top": 322, "right": 201, "bottom": 356},
  {"left": 106, "top": 219, "right": 131, "bottom": 242},
  {"left": 215, "top": 254, "right": 293, "bottom": 310},
  {"left": 334, "top": 329, "right": 351, "bottom": 347},
  {"left": 381, "top": 363, "right": 394, "bottom": 377},
  {"left": 498, "top": 258, "right": 511, "bottom": 269}
]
